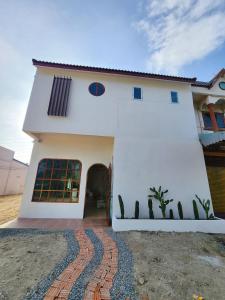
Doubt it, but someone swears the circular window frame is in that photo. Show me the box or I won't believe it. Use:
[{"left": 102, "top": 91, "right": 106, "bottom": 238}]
[
  {"left": 219, "top": 82, "right": 225, "bottom": 90},
  {"left": 88, "top": 82, "right": 105, "bottom": 96}
]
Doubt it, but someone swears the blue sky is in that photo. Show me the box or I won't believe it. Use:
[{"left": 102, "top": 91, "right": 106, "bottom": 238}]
[{"left": 0, "top": 0, "right": 225, "bottom": 163}]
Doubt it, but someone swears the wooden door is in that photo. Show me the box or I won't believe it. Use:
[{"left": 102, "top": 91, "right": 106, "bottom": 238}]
[{"left": 106, "top": 163, "right": 112, "bottom": 225}]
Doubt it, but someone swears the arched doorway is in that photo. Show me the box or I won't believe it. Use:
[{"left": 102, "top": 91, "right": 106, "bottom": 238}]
[{"left": 84, "top": 164, "right": 111, "bottom": 222}]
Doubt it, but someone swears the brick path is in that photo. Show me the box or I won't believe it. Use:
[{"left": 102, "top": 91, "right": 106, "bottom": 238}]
[
  {"left": 44, "top": 230, "right": 94, "bottom": 300},
  {"left": 83, "top": 229, "right": 118, "bottom": 300},
  {"left": 43, "top": 229, "right": 119, "bottom": 300}
]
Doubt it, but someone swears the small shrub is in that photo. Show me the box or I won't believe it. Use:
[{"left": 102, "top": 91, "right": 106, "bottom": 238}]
[
  {"left": 118, "top": 195, "right": 125, "bottom": 219},
  {"left": 177, "top": 201, "right": 184, "bottom": 219},
  {"left": 192, "top": 199, "right": 199, "bottom": 220},
  {"left": 148, "top": 199, "right": 154, "bottom": 219},
  {"left": 135, "top": 201, "right": 139, "bottom": 219},
  {"left": 195, "top": 195, "right": 214, "bottom": 220},
  {"left": 148, "top": 186, "right": 173, "bottom": 219},
  {"left": 169, "top": 209, "right": 174, "bottom": 219}
]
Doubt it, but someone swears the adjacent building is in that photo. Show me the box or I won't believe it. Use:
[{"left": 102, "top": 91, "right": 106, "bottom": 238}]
[
  {"left": 0, "top": 146, "right": 28, "bottom": 195},
  {"left": 20, "top": 59, "right": 225, "bottom": 227}
]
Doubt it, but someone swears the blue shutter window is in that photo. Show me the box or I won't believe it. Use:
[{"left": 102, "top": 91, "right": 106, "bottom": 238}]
[
  {"left": 202, "top": 112, "right": 212, "bottom": 129},
  {"left": 216, "top": 113, "right": 225, "bottom": 128},
  {"left": 133, "top": 87, "right": 142, "bottom": 100},
  {"left": 171, "top": 91, "right": 178, "bottom": 103}
]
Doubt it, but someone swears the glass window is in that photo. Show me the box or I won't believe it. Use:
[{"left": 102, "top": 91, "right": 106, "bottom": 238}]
[
  {"left": 202, "top": 112, "right": 225, "bottom": 129},
  {"left": 89, "top": 82, "right": 105, "bottom": 96},
  {"left": 32, "top": 159, "right": 81, "bottom": 203},
  {"left": 171, "top": 91, "right": 178, "bottom": 103},
  {"left": 133, "top": 87, "right": 142, "bottom": 100}
]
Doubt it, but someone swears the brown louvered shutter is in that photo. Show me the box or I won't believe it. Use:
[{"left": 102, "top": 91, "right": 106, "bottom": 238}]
[{"left": 48, "top": 76, "right": 71, "bottom": 116}]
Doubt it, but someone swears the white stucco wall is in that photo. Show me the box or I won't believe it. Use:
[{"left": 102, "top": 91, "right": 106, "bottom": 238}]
[
  {"left": 20, "top": 134, "right": 113, "bottom": 218},
  {"left": 21, "top": 66, "right": 213, "bottom": 220},
  {"left": 24, "top": 67, "right": 196, "bottom": 138},
  {"left": 113, "top": 136, "right": 211, "bottom": 219}
]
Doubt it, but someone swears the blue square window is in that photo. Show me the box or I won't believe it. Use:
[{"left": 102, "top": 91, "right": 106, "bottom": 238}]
[
  {"left": 133, "top": 87, "right": 142, "bottom": 100},
  {"left": 171, "top": 91, "right": 178, "bottom": 103}
]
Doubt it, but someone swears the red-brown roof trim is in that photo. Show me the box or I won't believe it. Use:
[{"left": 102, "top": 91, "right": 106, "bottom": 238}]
[{"left": 32, "top": 59, "right": 197, "bottom": 84}]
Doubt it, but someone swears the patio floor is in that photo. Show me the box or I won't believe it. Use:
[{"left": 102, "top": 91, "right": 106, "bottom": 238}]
[{"left": 0, "top": 217, "right": 108, "bottom": 229}]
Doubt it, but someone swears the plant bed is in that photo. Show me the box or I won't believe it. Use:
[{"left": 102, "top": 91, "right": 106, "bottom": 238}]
[{"left": 112, "top": 217, "right": 225, "bottom": 233}]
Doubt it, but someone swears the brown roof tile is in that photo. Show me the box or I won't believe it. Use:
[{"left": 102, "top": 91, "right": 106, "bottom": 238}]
[{"left": 32, "top": 59, "right": 197, "bottom": 84}]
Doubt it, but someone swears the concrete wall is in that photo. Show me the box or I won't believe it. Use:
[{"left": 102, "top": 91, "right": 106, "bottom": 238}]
[
  {"left": 0, "top": 146, "right": 28, "bottom": 195},
  {"left": 20, "top": 134, "right": 113, "bottom": 218}
]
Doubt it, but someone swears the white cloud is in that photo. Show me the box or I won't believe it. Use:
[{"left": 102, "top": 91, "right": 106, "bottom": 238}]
[{"left": 135, "top": 0, "right": 225, "bottom": 74}]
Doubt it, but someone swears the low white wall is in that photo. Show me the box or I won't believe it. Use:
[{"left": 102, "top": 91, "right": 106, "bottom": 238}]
[
  {"left": 20, "top": 133, "right": 113, "bottom": 218},
  {"left": 112, "top": 217, "right": 225, "bottom": 233}
]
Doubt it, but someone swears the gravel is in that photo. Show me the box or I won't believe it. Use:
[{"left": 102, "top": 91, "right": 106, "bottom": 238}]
[
  {"left": 0, "top": 229, "right": 80, "bottom": 300},
  {"left": 68, "top": 229, "right": 104, "bottom": 300},
  {"left": 107, "top": 229, "right": 137, "bottom": 300},
  {"left": 0, "top": 228, "right": 137, "bottom": 299}
]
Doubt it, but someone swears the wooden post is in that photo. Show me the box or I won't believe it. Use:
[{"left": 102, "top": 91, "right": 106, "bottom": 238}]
[{"left": 207, "top": 103, "right": 219, "bottom": 131}]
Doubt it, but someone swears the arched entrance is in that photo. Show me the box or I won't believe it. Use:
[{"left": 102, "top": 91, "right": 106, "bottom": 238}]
[{"left": 84, "top": 164, "right": 111, "bottom": 223}]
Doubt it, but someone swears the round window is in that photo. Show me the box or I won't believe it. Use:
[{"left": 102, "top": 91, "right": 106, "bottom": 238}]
[
  {"left": 219, "top": 82, "right": 225, "bottom": 90},
  {"left": 89, "top": 82, "right": 105, "bottom": 96}
]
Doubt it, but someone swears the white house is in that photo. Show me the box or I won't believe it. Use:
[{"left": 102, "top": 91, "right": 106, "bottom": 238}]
[
  {"left": 0, "top": 146, "right": 28, "bottom": 195},
  {"left": 19, "top": 59, "right": 225, "bottom": 231}
]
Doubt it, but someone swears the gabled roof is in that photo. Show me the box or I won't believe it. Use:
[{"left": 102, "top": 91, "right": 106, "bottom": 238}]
[
  {"left": 32, "top": 59, "right": 197, "bottom": 84},
  {"left": 192, "top": 68, "right": 225, "bottom": 88}
]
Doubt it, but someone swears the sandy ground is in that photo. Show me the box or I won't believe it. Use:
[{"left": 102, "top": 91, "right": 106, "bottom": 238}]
[
  {"left": 0, "top": 195, "right": 21, "bottom": 225},
  {"left": 0, "top": 232, "right": 67, "bottom": 300},
  {"left": 121, "top": 231, "right": 225, "bottom": 300}
]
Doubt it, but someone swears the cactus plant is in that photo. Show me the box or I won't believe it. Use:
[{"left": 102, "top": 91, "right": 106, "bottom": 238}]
[
  {"left": 169, "top": 209, "right": 174, "bottom": 219},
  {"left": 192, "top": 199, "right": 199, "bottom": 220},
  {"left": 135, "top": 201, "right": 139, "bottom": 219},
  {"left": 118, "top": 195, "right": 125, "bottom": 219},
  {"left": 195, "top": 195, "right": 214, "bottom": 220},
  {"left": 148, "top": 199, "right": 154, "bottom": 219},
  {"left": 148, "top": 186, "right": 173, "bottom": 219},
  {"left": 177, "top": 201, "right": 184, "bottom": 219}
]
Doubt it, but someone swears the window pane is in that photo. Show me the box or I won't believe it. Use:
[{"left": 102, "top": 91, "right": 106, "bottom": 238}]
[
  {"left": 171, "top": 91, "right": 178, "bottom": 103},
  {"left": 50, "top": 180, "right": 64, "bottom": 191},
  {"left": 40, "top": 191, "right": 48, "bottom": 201},
  {"left": 203, "top": 112, "right": 212, "bottom": 128},
  {"left": 52, "top": 169, "right": 67, "bottom": 179},
  {"left": 133, "top": 87, "right": 142, "bottom": 100},
  {"left": 32, "top": 191, "right": 40, "bottom": 201},
  {"left": 216, "top": 113, "right": 225, "bottom": 128},
  {"left": 64, "top": 192, "right": 72, "bottom": 202},
  {"left": 48, "top": 191, "right": 64, "bottom": 202},
  {"left": 54, "top": 159, "right": 67, "bottom": 169},
  {"left": 43, "top": 169, "right": 51, "bottom": 179},
  {"left": 36, "top": 162, "right": 47, "bottom": 178},
  {"left": 32, "top": 159, "right": 81, "bottom": 203}
]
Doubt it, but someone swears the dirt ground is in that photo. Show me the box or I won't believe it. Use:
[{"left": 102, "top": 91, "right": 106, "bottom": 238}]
[
  {"left": 0, "top": 195, "right": 21, "bottom": 225},
  {"left": 120, "top": 231, "right": 225, "bottom": 300},
  {"left": 0, "top": 232, "right": 67, "bottom": 300}
]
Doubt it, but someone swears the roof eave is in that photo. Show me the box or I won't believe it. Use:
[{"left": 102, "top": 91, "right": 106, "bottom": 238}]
[{"left": 32, "top": 59, "right": 197, "bottom": 84}]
